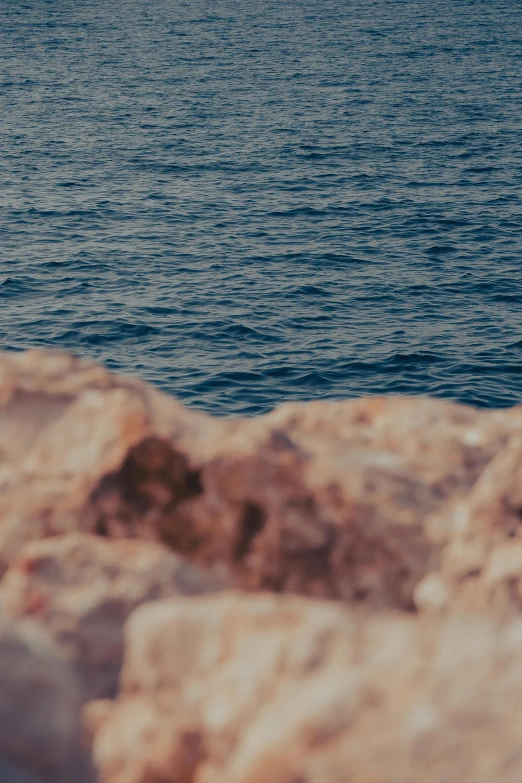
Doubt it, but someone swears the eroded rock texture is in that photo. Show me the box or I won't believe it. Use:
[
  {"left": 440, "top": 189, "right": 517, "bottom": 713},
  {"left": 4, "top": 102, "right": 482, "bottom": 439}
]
[
  {"left": 88, "top": 591, "right": 522, "bottom": 783},
  {"left": 0, "top": 349, "right": 207, "bottom": 575},
  {"left": 3, "top": 349, "right": 522, "bottom": 611},
  {"left": 0, "top": 533, "right": 221, "bottom": 700},
  {"left": 3, "top": 348, "right": 522, "bottom": 783}
]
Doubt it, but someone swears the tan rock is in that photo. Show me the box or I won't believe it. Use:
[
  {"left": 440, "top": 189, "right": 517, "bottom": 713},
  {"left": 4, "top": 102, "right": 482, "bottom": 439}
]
[
  {"left": 89, "top": 591, "right": 522, "bottom": 783},
  {"left": 0, "top": 532, "right": 221, "bottom": 700},
  {"left": 6, "top": 349, "right": 522, "bottom": 782},
  {"left": 0, "top": 609, "right": 93, "bottom": 783},
  {"left": 2, "top": 348, "right": 522, "bottom": 611},
  {"left": 0, "top": 349, "right": 212, "bottom": 574},
  {"left": 414, "top": 438, "right": 522, "bottom": 615}
]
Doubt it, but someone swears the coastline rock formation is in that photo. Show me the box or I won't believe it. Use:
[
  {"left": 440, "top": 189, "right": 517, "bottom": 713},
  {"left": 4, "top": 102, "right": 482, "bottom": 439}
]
[
  {"left": 2, "top": 349, "right": 522, "bottom": 780},
  {"left": 88, "top": 592, "right": 522, "bottom": 783},
  {"left": 3, "top": 348, "right": 522, "bottom": 611}
]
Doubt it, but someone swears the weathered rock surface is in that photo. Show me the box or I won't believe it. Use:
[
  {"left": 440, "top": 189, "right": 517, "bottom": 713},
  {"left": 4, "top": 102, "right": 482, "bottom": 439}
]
[
  {"left": 0, "top": 609, "right": 93, "bottom": 783},
  {"left": 4, "top": 348, "right": 522, "bottom": 783},
  {"left": 0, "top": 349, "right": 205, "bottom": 575},
  {"left": 0, "top": 532, "right": 221, "bottom": 700},
  {"left": 415, "top": 437, "right": 522, "bottom": 615},
  {"left": 88, "top": 591, "right": 522, "bottom": 783},
  {"left": 3, "top": 349, "right": 522, "bottom": 611}
]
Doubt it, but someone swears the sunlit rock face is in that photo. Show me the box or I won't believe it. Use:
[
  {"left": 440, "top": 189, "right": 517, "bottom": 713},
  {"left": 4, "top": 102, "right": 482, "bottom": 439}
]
[
  {"left": 86, "top": 592, "right": 522, "bottom": 783},
  {"left": 3, "top": 349, "right": 522, "bottom": 782}
]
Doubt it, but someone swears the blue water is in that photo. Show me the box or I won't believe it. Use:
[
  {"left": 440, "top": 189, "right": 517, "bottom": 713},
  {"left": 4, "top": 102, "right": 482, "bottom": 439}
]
[{"left": 1, "top": 0, "right": 522, "bottom": 415}]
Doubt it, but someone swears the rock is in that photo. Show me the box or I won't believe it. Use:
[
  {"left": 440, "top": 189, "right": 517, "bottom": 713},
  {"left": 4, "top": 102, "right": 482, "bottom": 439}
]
[
  {"left": 89, "top": 591, "right": 522, "bottom": 783},
  {"left": 4, "top": 349, "right": 522, "bottom": 610},
  {"left": 0, "top": 349, "right": 210, "bottom": 576},
  {"left": 6, "top": 349, "right": 522, "bottom": 782},
  {"left": 0, "top": 609, "right": 93, "bottom": 783},
  {"left": 5, "top": 346, "right": 522, "bottom": 614},
  {"left": 0, "top": 532, "right": 221, "bottom": 700},
  {"left": 414, "top": 437, "right": 522, "bottom": 615},
  {"left": 157, "top": 395, "right": 520, "bottom": 608}
]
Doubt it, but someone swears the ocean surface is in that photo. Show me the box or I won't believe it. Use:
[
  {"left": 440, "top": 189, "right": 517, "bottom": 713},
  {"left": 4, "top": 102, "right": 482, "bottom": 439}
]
[{"left": 1, "top": 0, "right": 522, "bottom": 415}]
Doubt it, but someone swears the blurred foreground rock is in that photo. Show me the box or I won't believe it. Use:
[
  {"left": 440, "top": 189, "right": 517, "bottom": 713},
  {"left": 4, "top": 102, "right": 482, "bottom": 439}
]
[
  {"left": 88, "top": 591, "right": 522, "bottom": 783},
  {"left": 0, "top": 533, "right": 221, "bottom": 700},
  {"left": 3, "top": 349, "right": 522, "bottom": 781},
  {"left": 3, "top": 349, "right": 522, "bottom": 611},
  {"left": 0, "top": 610, "right": 93, "bottom": 783}
]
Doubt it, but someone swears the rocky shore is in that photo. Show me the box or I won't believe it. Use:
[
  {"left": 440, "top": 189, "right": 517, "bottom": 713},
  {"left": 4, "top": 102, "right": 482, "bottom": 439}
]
[{"left": 2, "top": 349, "right": 522, "bottom": 782}]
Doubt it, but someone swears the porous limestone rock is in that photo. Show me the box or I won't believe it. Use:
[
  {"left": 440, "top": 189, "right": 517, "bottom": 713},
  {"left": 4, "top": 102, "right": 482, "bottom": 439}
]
[
  {"left": 415, "top": 436, "right": 522, "bottom": 615},
  {"left": 0, "top": 349, "right": 210, "bottom": 575},
  {"left": 88, "top": 591, "right": 522, "bottom": 783},
  {"left": 156, "top": 395, "right": 522, "bottom": 608},
  {"left": 0, "top": 609, "right": 93, "bottom": 783},
  {"left": 0, "top": 532, "right": 221, "bottom": 700},
  {"left": 3, "top": 349, "right": 522, "bottom": 611},
  {"left": 5, "top": 349, "right": 522, "bottom": 783}
]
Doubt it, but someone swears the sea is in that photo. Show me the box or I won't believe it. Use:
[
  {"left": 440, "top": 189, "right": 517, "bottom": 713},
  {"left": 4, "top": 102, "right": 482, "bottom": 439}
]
[{"left": 1, "top": 0, "right": 521, "bottom": 415}]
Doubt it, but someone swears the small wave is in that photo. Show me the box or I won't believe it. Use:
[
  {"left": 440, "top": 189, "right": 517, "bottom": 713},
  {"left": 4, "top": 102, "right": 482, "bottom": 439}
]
[
  {"left": 385, "top": 352, "right": 445, "bottom": 366},
  {"left": 0, "top": 277, "right": 31, "bottom": 298}
]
